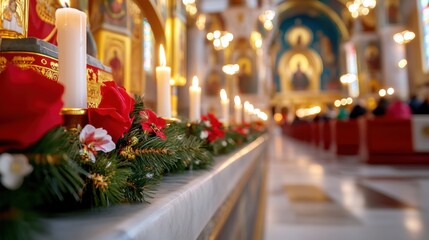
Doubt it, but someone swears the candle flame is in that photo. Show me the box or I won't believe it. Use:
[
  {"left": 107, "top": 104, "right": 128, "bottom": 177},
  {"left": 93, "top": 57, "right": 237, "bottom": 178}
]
[
  {"left": 192, "top": 76, "right": 199, "bottom": 88},
  {"left": 159, "top": 44, "right": 166, "bottom": 67},
  {"left": 244, "top": 101, "right": 250, "bottom": 110},
  {"left": 234, "top": 96, "right": 241, "bottom": 106},
  {"left": 60, "top": 0, "right": 70, "bottom": 7},
  {"left": 220, "top": 89, "right": 227, "bottom": 100}
]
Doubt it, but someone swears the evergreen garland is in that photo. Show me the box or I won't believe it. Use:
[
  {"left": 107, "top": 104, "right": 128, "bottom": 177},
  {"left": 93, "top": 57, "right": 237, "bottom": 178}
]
[{"left": 0, "top": 96, "right": 266, "bottom": 240}]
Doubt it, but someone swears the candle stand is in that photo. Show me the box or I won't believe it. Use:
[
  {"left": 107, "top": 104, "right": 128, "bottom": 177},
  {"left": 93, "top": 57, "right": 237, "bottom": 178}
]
[{"left": 61, "top": 108, "right": 88, "bottom": 130}]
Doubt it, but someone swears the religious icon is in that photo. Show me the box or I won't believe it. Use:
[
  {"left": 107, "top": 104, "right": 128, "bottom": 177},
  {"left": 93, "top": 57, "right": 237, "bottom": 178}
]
[
  {"left": 386, "top": 0, "right": 400, "bottom": 24},
  {"left": 1, "top": 0, "right": 26, "bottom": 38},
  {"left": 103, "top": 0, "right": 127, "bottom": 28},
  {"left": 365, "top": 41, "right": 381, "bottom": 73},
  {"left": 237, "top": 57, "right": 257, "bottom": 94},
  {"left": 108, "top": 49, "right": 124, "bottom": 87},
  {"left": 291, "top": 62, "right": 310, "bottom": 90},
  {"left": 316, "top": 31, "right": 334, "bottom": 66}
]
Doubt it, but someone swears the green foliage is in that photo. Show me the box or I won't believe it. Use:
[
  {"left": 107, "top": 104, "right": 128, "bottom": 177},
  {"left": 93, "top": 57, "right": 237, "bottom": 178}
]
[
  {"left": 0, "top": 94, "right": 265, "bottom": 239},
  {"left": 1, "top": 127, "right": 86, "bottom": 240},
  {"left": 79, "top": 153, "right": 131, "bottom": 208}
]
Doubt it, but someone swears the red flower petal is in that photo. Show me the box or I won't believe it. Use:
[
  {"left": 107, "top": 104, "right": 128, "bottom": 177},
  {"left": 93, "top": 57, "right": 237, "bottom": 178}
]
[{"left": 0, "top": 64, "right": 64, "bottom": 152}]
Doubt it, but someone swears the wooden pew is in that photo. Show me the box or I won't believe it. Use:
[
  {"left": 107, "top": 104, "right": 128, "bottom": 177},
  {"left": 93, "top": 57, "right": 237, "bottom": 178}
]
[
  {"left": 365, "top": 118, "right": 429, "bottom": 164},
  {"left": 335, "top": 120, "right": 360, "bottom": 155},
  {"left": 321, "top": 120, "right": 333, "bottom": 150},
  {"left": 311, "top": 121, "right": 321, "bottom": 146}
]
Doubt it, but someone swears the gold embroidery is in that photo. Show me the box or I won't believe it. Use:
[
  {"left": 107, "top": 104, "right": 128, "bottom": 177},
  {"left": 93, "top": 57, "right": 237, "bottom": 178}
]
[
  {"left": 35, "top": 0, "right": 61, "bottom": 25},
  {"left": 11, "top": 56, "right": 35, "bottom": 68},
  {"left": 87, "top": 68, "right": 102, "bottom": 108},
  {"left": 0, "top": 57, "right": 7, "bottom": 73}
]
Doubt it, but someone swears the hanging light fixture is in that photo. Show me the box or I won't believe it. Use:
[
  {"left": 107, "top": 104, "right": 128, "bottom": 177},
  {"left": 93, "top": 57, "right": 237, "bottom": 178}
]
[
  {"left": 347, "top": 0, "right": 377, "bottom": 18},
  {"left": 183, "top": 0, "right": 198, "bottom": 16},
  {"left": 206, "top": 31, "right": 233, "bottom": 50},
  {"left": 259, "top": 9, "right": 276, "bottom": 31}
]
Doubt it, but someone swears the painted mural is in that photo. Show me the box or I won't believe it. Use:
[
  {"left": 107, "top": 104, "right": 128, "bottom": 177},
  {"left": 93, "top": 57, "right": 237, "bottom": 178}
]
[
  {"left": 103, "top": 0, "right": 128, "bottom": 28},
  {"left": 364, "top": 40, "right": 382, "bottom": 93},
  {"left": 233, "top": 38, "right": 258, "bottom": 94},
  {"left": 274, "top": 15, "right": 341, "bottom": 93}
]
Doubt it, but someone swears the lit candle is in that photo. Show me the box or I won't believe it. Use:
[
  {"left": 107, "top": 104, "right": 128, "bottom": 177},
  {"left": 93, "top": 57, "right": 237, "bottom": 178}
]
[
  {"left": 234, "top": 96, "right": 242, "bottom": 125},
  {"left": 243, "top": 101, "right": 250, "bottom": 123},
  {"left": 189, "top": 76, "right": 201, "bottom": 122},
  {"left": 156, "top": 44, "right": 171, "bottom": 118},
  {"left": 220, "top": 89, "right": 229, "bottom": 126},
  {"left": 55, "top": 0, "right": 87, "bottom": 108},
  {"left": 248, "top": 104, "right": 255, "bottom": 122}
]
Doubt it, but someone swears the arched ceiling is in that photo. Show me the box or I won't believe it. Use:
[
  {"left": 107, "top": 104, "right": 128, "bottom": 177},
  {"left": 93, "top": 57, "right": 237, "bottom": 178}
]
[{"left": 276, "top": 0, "right": 349, "bottom": 40}]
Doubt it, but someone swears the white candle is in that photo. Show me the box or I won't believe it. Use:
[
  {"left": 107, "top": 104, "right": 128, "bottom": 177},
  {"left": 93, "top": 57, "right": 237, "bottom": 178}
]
[
  {"left": 243, "top": 101, "right": 250, "bottom": 123},
  {"left": 220, "top": 89, "right": 229, "bottom": 126},
  {"left": 55, "top": 1, "right": 87, "bottom": 108},
  {"left": 234, "top": 96, "right": 242, "bottom": 125},
  {"left": 253, "top": 108, "right": 261, "bottom": 122},
  {"left": 189, "top": 76, "right": 201, "bottom": 122},
  {"left": 156, "top": 44, "right": 171, "bottom": 118},
  {"left": 248, "top": 104, "right": 255, "bottom": 122}
]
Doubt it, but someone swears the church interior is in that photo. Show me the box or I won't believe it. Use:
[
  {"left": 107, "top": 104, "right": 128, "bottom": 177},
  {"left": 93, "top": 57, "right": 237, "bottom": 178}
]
[{"left": 1, "top": 0, "right": 429, "bottom": 239}]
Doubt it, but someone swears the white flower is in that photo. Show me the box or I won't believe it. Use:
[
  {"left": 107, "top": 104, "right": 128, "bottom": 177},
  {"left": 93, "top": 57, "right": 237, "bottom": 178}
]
[
  {"left": 204, "top": 120, "right": 211, "bottom": 128},
  {"left": 222, "top": 141, "right": 227, "bottom": 147},
  {"left": 195, "top": 160, "right": 201, "bottom": 165},
  {"left": 0, "top": 153, "right": 33, "bottom": 190},
  {"left": 146, "top": 173, "right": 154, "bottom": 179},
  {"left": 79, "top": 124, "right": 116, "bottom": 162},
  {"left": 200, "top": 130, "right": 209, "bottom": 139}
]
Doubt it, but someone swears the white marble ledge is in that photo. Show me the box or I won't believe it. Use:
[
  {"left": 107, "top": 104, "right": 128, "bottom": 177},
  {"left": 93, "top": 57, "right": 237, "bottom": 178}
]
[{"left": 37, "top": 134, "right": 269, "bottom": 240}]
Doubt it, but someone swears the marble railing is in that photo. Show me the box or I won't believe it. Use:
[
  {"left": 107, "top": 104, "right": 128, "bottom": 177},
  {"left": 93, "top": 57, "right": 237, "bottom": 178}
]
[{"left": 36, "top": 134, "right": 269, "bottom": 240}]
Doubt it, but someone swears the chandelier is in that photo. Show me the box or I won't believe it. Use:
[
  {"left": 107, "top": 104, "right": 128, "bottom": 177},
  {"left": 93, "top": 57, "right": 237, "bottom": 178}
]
[
  {"left": 258, "top": 9, "right": 276, "bottom": 31},
  {"left": 183, "top": 0, "right": 198, "bottom": 16},
  {"left": 206, "top": 31, "right": 234, "bottom": 50},
  {"left": 347, "top": 0, "right": 376, "bottom": 18}
]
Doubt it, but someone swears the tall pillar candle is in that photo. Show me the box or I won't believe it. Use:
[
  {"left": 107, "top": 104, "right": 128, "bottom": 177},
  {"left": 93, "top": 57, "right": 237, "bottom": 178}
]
[
  {"left": 234, "top": 95, "right": 242, "bottom": 125},
  {"left": 220, "top": 89, "right": 229, "bottom": 126},
  {"left": 55, "top": 4, "right": 87, "bottom": 108},
  {"left": 243, "top": 101, "right": 250, "bottom": 123},
  {"left": 156, "top": 44, "right": 171, "bottom": 118},
  {"left": 189, "top": 76, "right": 201, "bottom": 122}
]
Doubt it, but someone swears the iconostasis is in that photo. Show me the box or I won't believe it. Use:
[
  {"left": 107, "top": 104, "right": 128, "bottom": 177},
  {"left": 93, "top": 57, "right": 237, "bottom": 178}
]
[{"left": 272, "top": 0, "right": 348, "bottom": 112}]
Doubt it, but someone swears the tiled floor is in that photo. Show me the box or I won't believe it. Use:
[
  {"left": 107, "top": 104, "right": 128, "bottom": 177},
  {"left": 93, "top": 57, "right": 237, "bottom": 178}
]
[{"left": 264, "top": 127, "right": 429, "bottom": 240}]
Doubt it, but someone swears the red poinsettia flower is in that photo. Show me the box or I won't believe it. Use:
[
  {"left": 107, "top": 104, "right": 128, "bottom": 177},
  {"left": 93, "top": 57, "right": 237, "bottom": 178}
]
[
  {"left": 140, "top": 109, "right": 166, "bottom": 139},
  {"left": 205, "top": 113, "right": 222, "bottom": 128},
  {"left": 207, "top": 127, "right": 225, "bottom": 142},
  {"left": 234, "top": 126, "right": 248, "bottom": 137},
  {"left": 88, "top": 81, "right": 135, "bottom": 143},
  {"left": 200, "top": 113, "right": 225, "bottom": 142}
]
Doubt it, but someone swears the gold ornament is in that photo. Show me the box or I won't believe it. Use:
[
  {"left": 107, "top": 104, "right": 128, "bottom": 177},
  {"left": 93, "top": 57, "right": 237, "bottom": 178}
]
[
  {"left": 120, "top": 145, "right": 136, "bottom": 160},
  {"left": 91, "top": 173, "right": 108, "bottom": 191}
]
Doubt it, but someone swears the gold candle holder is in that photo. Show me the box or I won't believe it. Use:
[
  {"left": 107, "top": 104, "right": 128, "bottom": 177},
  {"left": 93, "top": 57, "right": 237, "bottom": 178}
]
[
  {"left": 61, "top": 108, "right": 88, "bottom": 130},
  {"left": 163, "top": 117, "right": 181, "bottom": 125}
]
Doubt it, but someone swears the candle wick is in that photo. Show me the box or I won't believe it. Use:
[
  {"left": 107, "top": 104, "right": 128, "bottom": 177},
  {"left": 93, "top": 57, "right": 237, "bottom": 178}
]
[{"left": 65, "top": 2, "right": 70, "bottom": 7}]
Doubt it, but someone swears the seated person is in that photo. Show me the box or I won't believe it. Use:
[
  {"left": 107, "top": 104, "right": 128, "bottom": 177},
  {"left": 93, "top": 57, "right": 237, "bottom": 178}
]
[
  {"left": 349, "top": 99, "right": 368, "bottom": 119},
  {"left": 385, "top": 97, "right": 412, "bottom": 119},
  {"left": 408, "top": 95, "right": 422, "bottom": 114},
  {"left": 337, "top": 107, "right": 349, "bottom": 121},
  {"left": 372, "top": 97, "right": 389, "bottom": 117},
  {"left": 416, "top": 96, "right": 429, "bottom": 114}
]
